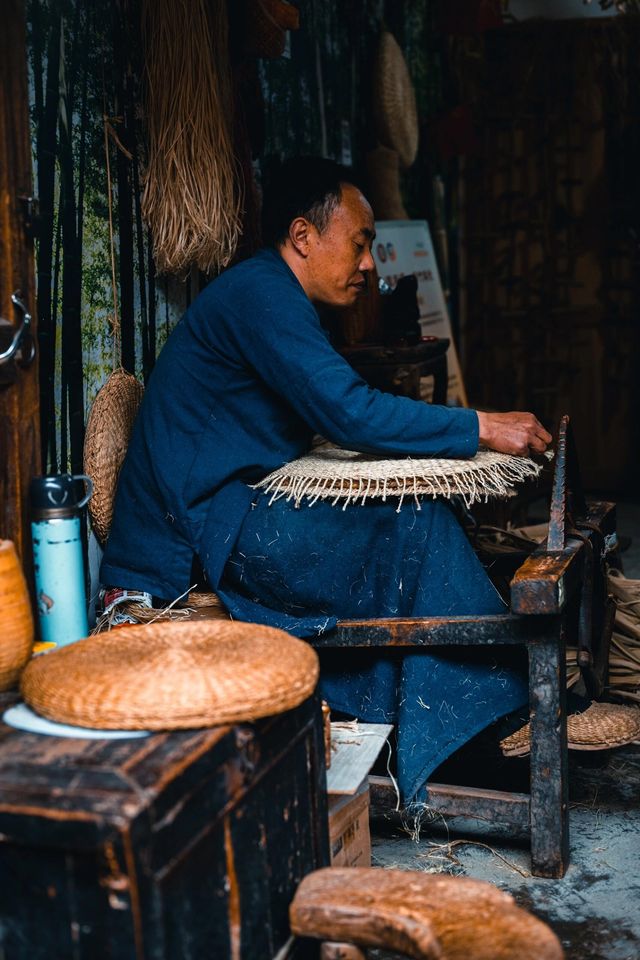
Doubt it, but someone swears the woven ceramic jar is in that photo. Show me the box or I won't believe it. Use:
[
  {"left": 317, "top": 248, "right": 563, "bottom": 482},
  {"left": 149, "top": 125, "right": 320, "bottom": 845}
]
[{"left": 0, "top": 540, "right": 34, "bottom": 691}]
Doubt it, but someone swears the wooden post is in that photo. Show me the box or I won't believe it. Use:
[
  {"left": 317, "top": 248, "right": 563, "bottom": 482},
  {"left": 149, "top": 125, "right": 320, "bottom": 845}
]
[{"left": 0, "top": 0, "right": 40, "bottom": 578}]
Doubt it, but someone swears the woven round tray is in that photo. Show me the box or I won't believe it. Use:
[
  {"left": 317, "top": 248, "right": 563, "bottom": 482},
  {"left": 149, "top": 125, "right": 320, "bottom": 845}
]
[
  {"left": 83, "top": 369, "right": 144, "bottom": 545},
  {"left": 254, "top": 443, "right": 546, "bottom": 510},
  {"left": 21, "top": 620, "right": 319, "bottom": 730},
  {"left": 500, "top": 701, "right": 640, "bottom": 757},
  {"left": 373, "top": 31, "right": 419, "bottom": 169}
]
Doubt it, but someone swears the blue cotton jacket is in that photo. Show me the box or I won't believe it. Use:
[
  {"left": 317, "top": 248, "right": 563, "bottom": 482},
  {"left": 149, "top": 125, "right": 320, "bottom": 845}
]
[{"left": 101, "top": 248, "right": 479, "bottom": 600}]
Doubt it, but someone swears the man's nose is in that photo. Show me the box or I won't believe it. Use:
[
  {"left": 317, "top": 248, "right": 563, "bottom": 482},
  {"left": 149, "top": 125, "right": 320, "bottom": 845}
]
[{"left": 359, "top": 250, "right": 375, "bottom": 272}]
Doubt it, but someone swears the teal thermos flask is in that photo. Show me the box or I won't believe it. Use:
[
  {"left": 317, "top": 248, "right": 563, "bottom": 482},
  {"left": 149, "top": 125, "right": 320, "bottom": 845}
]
[{"left": 30, "top": 474, "right": 93, "bottom": 647}]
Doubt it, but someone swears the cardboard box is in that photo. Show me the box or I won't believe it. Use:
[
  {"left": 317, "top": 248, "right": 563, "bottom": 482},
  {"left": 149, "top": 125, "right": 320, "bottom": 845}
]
[{"left": 328, "top": 778, "right": 371, "bottom": 868}]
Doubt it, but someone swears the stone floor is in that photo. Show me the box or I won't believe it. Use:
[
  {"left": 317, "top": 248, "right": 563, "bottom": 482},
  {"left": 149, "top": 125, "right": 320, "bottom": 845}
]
[{"left": 370, "top": 499, "right": 640, "bottom": 960}]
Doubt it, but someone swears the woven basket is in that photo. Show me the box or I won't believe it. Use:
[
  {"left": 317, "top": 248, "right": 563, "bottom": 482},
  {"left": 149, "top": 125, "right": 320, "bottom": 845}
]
[
  {"left": 365, "top": 145, "right": 408, "bottom": 220},
  {"left": 254, "top": 443, "right": 546, "bottom": 511},
  {"left": 500, "top": 701, "right": 640, "bottom": 757},
  {"left": 83, "top": 369, "right": 144, "bottom": 545},
  {"left": 21, "top": 619, "right": 319, "bottom": 730},
  {"left": 0, "top": 541, "right": 34, "bottom": 691},
  {"left": 373, "top": 31, "right": 419, "bottom": 170}
]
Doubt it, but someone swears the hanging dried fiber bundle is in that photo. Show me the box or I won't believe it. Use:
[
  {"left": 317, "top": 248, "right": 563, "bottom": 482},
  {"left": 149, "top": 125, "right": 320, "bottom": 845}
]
[{"left": 141, "top": 0, "right": 242, "bottom": 275}]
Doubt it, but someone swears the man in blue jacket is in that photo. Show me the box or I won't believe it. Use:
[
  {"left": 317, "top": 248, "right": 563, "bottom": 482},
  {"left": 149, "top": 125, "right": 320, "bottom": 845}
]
[{"left": 102, "top": 157, "right": 551, "bottom": 801}]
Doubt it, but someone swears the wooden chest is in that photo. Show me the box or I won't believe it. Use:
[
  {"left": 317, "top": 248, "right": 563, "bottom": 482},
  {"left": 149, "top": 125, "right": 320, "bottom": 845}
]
[{"left": 0, "top": 692, "right": 328, "bottom": 959}]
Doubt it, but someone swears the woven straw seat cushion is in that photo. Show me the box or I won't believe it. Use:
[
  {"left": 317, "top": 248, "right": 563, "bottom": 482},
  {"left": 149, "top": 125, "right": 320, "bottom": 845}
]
[
  {"left": 254, "top": 443, "right": 546, "bottom": 510},
  {"left": 83, "top": 369, "right": 144, "bottom": 545},
  {"left": 500, "top": 701, "right": 640, "bottom": 757},
  {"left": 21, "top": 620, "right": 319, "bottom": 730}
]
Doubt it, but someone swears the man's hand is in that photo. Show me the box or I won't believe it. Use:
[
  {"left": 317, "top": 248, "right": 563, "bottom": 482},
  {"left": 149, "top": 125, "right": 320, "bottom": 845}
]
[{"left": 476, "top": 411, "right": 552, "bottom": 456}]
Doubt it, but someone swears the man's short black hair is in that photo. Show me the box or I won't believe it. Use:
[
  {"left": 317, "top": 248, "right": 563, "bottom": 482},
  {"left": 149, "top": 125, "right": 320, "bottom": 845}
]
[{"left": 261, "top": 156, "right": 362, "bottom": 248}]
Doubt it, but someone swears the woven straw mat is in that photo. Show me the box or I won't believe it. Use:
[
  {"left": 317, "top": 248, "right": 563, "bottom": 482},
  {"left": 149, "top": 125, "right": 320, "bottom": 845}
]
[
  {"left": 83, "top": 369, "right": 144, "bottom": 545},
  {"left": 254, "top": 443, "right": 546, "bottom": 511},
  {"left": 21, "top": 620, "right": 319, "bottom": 730},
  {"left": 500, "top": 701, "right": 640, "bottom": 757},
  {"left": 373, "top": 31, "right": 419, "bottom": 169}
]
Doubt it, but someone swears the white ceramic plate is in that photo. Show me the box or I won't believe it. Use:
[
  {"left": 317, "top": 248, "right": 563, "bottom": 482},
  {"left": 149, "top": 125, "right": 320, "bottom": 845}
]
[{"left": 2, "top": 702, "right": 150, "bottom": 739}]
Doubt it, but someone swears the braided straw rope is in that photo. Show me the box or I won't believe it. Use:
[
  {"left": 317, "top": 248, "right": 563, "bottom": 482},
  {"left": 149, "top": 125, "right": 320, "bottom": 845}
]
[
  {"left": 254, "top": 444, "right": 547, "bottom": 511},
  {"left": 83, "top": 369, "right": 144, "bottom": 545},
  {"left": 21, "top": 620, "right": 319, "bottom": 730}
]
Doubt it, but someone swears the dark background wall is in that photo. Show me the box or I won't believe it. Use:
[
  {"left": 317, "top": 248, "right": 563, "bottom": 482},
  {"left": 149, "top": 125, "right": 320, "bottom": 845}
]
[{"left": 26, "top": 0, "right": 640, "bottom": 492}]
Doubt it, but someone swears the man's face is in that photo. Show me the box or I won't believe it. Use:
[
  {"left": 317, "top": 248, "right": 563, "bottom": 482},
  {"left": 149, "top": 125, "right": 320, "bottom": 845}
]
[{"left": 305, "top": 184, "right": 376, "bottom": 307}]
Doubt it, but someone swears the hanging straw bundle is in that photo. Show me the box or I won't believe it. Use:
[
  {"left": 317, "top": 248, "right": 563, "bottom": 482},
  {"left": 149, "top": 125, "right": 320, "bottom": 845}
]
[{"left": 141, "top": 0, "right": 242, "bottom": 275}]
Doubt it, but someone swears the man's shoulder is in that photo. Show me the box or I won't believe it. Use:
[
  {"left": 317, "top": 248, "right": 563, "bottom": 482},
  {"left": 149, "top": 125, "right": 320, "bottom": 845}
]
[{"left": 209, "top": 248, "right": 300, "bottom": 300}]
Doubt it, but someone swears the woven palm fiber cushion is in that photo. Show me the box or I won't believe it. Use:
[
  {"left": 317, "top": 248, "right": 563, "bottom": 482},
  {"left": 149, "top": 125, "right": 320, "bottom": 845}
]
[
  {"left": 501, "top": 700, "right": 640, "bottom": 757},
  {"left": 21, "top": 620, "right": 319, "bottom": 730},
  {"left": 373, "top": 31, "right": 419, "bottom": 169},
  {"left": 254, "top": 443, "right": 546, "bottom": 511},
  {"left": 83, "top": 368, "right": 144, "bottom": 545}
]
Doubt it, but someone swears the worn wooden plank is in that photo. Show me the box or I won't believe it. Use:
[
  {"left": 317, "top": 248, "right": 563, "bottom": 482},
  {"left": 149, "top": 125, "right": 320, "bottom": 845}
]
[
  {"left": 511, "top": 501, "right": 615, "bottom": 615},
  {"left": 326, "top": 722, "right": 393, "bottom": 796},
  {"left": 528, "top": 631, "right": 569, "bottom": 878},
  {"left": 368, "top": 775, "right": 530, "bottom": 829},
  {"left": 317, "top": 614, "right": 543, "bottom": 649}
]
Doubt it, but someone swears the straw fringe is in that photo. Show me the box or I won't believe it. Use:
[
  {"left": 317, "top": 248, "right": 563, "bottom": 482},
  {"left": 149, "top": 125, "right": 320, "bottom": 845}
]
[
  {"left": 141, "top": 0, "right": 241, "bottom": 275},
  {"left": 254, "top": 445, "right": 546, "bottom": 511}
]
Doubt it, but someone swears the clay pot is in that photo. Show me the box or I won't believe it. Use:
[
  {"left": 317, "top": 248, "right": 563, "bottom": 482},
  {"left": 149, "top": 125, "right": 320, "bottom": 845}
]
[{"left": 0, "top": 540, "right": 34, "bottom": 691}]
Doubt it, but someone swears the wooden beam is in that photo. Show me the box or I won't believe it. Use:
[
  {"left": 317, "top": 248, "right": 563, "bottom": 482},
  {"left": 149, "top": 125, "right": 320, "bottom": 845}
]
[{"left": 0, "top": 0, "right": 40, "bottom": 580}]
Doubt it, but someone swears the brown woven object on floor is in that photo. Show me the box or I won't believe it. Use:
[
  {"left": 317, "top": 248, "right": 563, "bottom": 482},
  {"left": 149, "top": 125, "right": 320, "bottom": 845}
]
[
  {"left": 373, "top": 31, "right": 419, "bottom": 169},
  {"left": 0, "top": 541, "right": 34, "bottom": 691},
  {"left": 500, "top": 701, "right": 640, "bottom": 757},
  {"left": 21, "top": 620, "right": 319, "bottom": 730},
  {"left": 83, "top": 369, "right": 144, "bottom": 545}
]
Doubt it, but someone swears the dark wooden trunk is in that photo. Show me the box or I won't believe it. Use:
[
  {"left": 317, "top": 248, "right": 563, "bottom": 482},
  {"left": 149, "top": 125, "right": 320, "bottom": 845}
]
[{"left": 0, "top": 693, "right": 329, "bottom": 960}]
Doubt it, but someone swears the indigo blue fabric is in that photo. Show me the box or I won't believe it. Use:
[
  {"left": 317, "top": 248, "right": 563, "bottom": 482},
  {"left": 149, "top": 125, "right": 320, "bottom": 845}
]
[
  {"left": 101, "top": 248, "right": 478, "bottom": 599},
  {"left": 217, "top": 493, "right": 528, "bottom": 803}
]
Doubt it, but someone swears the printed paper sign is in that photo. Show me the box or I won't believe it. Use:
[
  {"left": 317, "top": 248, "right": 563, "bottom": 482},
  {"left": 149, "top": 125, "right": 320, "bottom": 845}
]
[{"left": 372, "top": 220, "right": 468, "bottom": 406}]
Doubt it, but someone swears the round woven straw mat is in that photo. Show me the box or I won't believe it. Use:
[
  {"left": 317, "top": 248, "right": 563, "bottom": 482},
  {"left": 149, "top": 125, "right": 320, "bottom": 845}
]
[
  {"left": 254, "top": 443, "right": 546, "bottom": 511},
  {"left": 0, "top": 541, "right": 34, "bottom": 691},
  {"left": 83, "top": 369, "right": 144, "bottom": 545},
  {"left": 373, "top": 31, "right": 419, "bottom": 169},
  {"left": 21, "top": 620, "right": 319, "bottom": 730},
  {"left": 500, "top": 701, "right": 640, "bottom": 757}
]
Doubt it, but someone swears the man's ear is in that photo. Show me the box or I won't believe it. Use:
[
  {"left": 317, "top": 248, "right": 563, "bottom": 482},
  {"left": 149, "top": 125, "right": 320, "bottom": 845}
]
[{"left": 288, "top": 217, "right": 312, "bottom": 256}]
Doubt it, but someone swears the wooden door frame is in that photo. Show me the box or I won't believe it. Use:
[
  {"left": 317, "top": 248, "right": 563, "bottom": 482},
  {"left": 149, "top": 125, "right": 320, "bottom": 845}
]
[{"left": 0, "top": 0, "right": 40, "bottom": 583}]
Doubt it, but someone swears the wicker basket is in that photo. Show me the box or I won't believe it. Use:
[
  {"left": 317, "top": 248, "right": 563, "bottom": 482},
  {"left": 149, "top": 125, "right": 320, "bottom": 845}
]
[
  {"left": 0, "top": 541, "right": 34, "bottom": 691},
  {"left": 21, "top": 619, "right": 319, "bottom": 730},
  {"left": 83, "top": 369, "right": 144, "bottom": 545}
]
